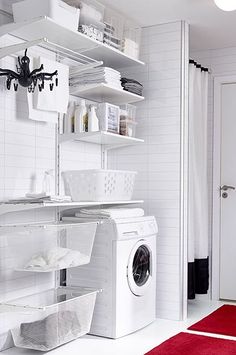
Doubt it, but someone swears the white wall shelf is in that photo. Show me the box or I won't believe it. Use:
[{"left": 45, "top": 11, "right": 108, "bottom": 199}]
[
  {"left": 59, "top": 131, "right": 144, "bottom": 148},
  {"left": 0, "top": 17, "right": 145, "bottom": 69},
  {"left": 70, "top": 83, "right": 144, "bottom": 104},
  {"left": 0, "top": 200, "right": 144, "bottom": 217}
]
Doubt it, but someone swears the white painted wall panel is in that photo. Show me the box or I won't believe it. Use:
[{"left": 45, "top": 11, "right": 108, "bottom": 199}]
[{"left": 109, "top": 21, "right": 189, "bottom": 321}]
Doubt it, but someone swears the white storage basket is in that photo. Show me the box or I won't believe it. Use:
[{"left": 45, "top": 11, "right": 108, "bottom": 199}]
[
  {"left": 13, "top": 0, "right": 80, "bottom": 32},
  {"left": 7, "top": 287, "right": 99, "bottom": 351},
  {"left": 0, "top": 222, "right": 97, "bottom": 273},
  {"left": 62, "top": 169, "right": 137, "bottom": 201}
]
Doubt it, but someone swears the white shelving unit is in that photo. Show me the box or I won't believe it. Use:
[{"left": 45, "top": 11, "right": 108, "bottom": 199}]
[
  {"left": 59, "top": 131, "right": 144, "bottom": 148},
  {"left": 0, "top": 200, "right": 144, "bottom": 216},
  {"left": 0, "top": 17, "right": 145, "bottom": 69},
  {"left": 0, "top": 10, "right": 146, "bottom": 353},
  {"left": 70, "top": 83, "right": 144, "bottom": 104}
]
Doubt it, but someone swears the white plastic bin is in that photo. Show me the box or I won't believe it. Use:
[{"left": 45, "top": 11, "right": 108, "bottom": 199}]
[
  {"left": 13, "top": 0, "right": 80, "bottom": 32},
  {"left": 0, "top": 222, "right": 97, "bottom": 272},
  {"left": 62, "top": 169, "right": 137, "bottom": 201},
  {"left": 5, "top": 287, "right": 99, "bottom": 351}
]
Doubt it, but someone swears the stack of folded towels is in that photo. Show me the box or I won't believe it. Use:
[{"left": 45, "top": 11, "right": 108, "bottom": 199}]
[
  {"left": 121, "top": 77, "right": 143, "bottom": 96},
  {"left": 73, "top": 207, "right": 145, "bottom": 220},
  {"left": 69, "top": 66, "right": 123, "bottom": 91}
]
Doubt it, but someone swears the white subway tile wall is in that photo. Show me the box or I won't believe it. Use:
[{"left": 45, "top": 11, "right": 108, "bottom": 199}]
[{"left": 109, "top": 21, "right": 187, "bottom": 320}]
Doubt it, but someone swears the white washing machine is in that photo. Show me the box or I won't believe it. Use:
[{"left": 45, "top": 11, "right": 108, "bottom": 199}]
[{"left": 67, "top": 216, "right": 158, "bottom": 339}]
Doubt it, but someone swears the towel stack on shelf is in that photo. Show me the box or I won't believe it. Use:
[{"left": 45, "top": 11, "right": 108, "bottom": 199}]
[
  {"left": 73, "top": 207, "right": 145, "bottom": 220},
  {"left": 69, "top": 66, "right": 123, "bottom": 90},
  {"left": 121, "top": 77, "right": 143, "bottom": 96}
]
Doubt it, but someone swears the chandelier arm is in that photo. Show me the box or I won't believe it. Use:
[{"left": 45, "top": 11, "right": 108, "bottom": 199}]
[
  {"left": 29, "top": 65, "right": 44, "bottom": 78},
  {"left": 34, "top": 71, "right": 58, "bottom": 81},
  {"left": 0, "top": 69, "right": 19, "bottom": 79}
]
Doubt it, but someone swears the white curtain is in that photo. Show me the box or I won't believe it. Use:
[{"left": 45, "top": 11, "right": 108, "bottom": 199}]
[{"left": 188, "top": 61, "right": 209, "bottom": 299}]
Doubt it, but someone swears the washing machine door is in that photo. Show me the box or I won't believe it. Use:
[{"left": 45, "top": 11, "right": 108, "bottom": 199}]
[{"left": 127, "top": 239, "right": 152, "bottom": 296}]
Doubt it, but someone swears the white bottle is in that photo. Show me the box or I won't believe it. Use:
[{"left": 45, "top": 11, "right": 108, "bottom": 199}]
[
  {"left": 65, "top": 101, "right": 75, "bottom": 133},
  {"left": 75, "top": 99, "right": 88, "bottom": 133},
  {"left": 88, "top": 105, "right": 99, "bottom": 132}
]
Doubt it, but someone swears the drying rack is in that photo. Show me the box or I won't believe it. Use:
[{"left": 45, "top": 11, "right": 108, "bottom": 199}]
[{"left": 0, "top": 37, "right": 103, "bottom": 71}]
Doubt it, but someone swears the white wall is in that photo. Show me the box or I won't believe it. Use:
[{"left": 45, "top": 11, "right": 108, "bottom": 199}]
[{"left": 109, "top": 21, "right": 189, "bottom": 320}]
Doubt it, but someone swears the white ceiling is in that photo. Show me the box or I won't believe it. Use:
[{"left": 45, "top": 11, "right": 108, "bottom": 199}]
[{"left": 100, "top": 0, "right": 236, "bottom": 51}]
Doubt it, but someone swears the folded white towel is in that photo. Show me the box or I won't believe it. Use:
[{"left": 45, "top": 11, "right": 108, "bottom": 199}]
[
  {"left": 35, "top": 57, "right": 69, "bottom": 114},
  {"left": 75, "top": 208, "right": 144, "bottom": 219}
]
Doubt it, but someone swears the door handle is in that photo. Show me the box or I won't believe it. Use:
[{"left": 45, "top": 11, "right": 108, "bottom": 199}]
[{"left": 220, "top": 185, "right": 236, "bottom": 191}]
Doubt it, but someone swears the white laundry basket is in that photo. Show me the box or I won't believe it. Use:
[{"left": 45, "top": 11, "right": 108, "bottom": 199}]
[{"left": 62, "top": 169, "right": 137, "bottom": 201}]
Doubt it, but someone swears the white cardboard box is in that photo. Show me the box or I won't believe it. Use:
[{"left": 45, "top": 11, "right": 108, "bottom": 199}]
[{"left": 13, "top": 0, "right": 80, "bottom": 32}]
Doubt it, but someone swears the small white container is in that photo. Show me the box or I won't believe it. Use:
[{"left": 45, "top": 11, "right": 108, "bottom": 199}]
[
  {"left": 7, "top": 286, "right": 99, "bottom": 351},
  {"left": 62, "top": 169, "right": 137, "bottom": 201},
  {"left": 74, "top": 99, "right": 88, "bottom": 133},
  {"left": 88, "top": 105, "right": 99, "bottom": 132},
  {"left": 12, "top": 0, "right": 80, "bottom": 32},
  {"left": 97, "top": 103, "right": 120, "bottom": 134},
  {"left": 0, "top": 222, "right": 97, "bottom": 273}
]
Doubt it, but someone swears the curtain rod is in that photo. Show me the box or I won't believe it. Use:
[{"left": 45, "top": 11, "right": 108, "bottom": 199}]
[{"left": 189, "top": 59, "right": 210, "bottom": 73}]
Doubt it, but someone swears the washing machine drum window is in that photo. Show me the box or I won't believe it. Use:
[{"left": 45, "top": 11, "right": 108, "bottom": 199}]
[
  {"left": 127, "top": 240, "right": 153, "bottom": 296},
  {"left": 133, "top": 245, "right": 150, "bottom": 287}
]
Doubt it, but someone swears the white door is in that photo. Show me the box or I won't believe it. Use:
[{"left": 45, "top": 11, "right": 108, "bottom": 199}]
[{"left": 219, "top": 83, "right": 236, "bottom": 300}]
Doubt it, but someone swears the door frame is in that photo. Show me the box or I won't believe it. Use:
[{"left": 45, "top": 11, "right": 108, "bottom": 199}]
[{"left": 212, "top": 74, "right": 236, "bottom": 300}]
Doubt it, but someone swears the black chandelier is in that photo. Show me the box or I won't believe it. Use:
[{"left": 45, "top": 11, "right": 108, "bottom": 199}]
[{"left": 0, "top": 49, "right": 58, "bottom": 93}]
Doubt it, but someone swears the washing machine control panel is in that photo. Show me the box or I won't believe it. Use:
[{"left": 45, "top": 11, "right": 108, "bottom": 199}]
[{"left": 116, "top": 217, "right": 158, "bottom": 240}]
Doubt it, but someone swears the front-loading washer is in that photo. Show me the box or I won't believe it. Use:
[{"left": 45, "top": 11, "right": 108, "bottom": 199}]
[{"left": 67, "top": 216, "right": 158, "bottom": 338}]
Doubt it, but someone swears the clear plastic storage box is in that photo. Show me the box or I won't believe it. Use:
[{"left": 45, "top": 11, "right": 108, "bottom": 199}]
[
  {"left": 0, "top": 222, "right": 97, "bottom": 273},
  {"left": 78, "top": 0, "right": 105, "bottom": 41},
  {"left": 103, "top": 8, "right": 124, "bottom": 51},
  {"left": 120, "top": 104, "right": 137, "bottom": 137},
  {"left": 120, "top": 119, "right": 137, "bottom": 137},
  {"left": 2, "top": 287, "right": 99, "bottom": 352},
  {"left": 12, "top": 0, "right": 80, "bottom": 32},
  {"left": 120, "top": 104, "right": 137, "bottom": 121},
  {"left": 62, "top": 169, "right": 137, "bottom": 201},
  {"left": 122, "top": 20, "right": 141, "bottom": 60}
]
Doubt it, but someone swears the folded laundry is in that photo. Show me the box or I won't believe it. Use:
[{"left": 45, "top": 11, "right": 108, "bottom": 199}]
[
  {"left": 69, "top": 66, "right": 122, "bottom": 91},
  {"left": 24, "top": 247, "right": 89, "bottom": 271},
  {"left": 75, "top": 207, "right": 145, "bottom": 219},
  {"left": 20, "top": 311, "right": 81, "bottom": 351},
  {"left": 121, "top": 77, "right": 143, "bottom": 96},
  {"left": 7, "top": 194, "right": 72, "bottom": 204}
]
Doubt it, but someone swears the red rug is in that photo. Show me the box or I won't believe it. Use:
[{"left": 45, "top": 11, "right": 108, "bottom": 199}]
[
  {"left": 188, "top": 305, "right": 236, "bottom": 337},
  {"left": 145, "top": 332, "right": 236, "bottom": 354}
]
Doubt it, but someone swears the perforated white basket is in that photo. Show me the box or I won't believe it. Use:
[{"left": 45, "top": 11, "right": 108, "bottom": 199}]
[{"left": 62, "top": 169, "right": 137, "bottom": 201}]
